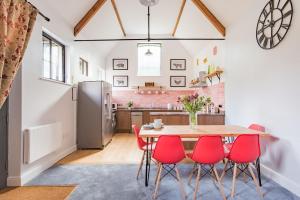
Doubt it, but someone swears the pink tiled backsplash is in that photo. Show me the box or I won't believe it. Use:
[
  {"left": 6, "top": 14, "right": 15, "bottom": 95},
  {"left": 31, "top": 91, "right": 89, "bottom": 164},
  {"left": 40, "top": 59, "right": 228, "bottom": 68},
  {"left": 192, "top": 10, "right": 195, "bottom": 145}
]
[{"left": 112, "top": 83, "right": 225, "bottom": 108}]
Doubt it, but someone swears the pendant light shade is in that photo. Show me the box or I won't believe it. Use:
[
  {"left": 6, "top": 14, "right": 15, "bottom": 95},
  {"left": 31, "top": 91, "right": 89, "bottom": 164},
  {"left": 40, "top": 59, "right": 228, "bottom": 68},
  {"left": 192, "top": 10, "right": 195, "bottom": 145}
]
[
  {"left": 145, "top": 49, "right": 153, "bottom": 56},
  {"left": 139, "top": 0, "right": 159, "bottom": 7}
]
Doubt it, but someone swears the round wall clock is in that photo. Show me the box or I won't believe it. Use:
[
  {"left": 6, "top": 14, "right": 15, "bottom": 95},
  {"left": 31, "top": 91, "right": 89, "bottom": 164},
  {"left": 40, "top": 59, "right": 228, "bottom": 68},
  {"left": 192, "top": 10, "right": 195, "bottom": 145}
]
[{"left": 256, "top": 0, "right": 293, "bottom": 50}]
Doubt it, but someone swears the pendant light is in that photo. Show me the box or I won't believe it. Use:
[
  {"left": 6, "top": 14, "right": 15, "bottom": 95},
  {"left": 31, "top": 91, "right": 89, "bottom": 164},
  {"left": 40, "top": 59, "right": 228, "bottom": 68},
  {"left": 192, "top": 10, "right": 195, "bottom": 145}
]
[
  {"left": 139, "top": 0, "right": 159, "bottom": 7},
  {"left": 145, "top": 49, "right": 153, "bottom": 56}
]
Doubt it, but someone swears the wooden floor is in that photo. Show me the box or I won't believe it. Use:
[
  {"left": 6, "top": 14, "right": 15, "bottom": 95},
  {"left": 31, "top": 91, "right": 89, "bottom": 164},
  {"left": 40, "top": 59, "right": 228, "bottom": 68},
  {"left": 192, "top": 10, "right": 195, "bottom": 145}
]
[
  {"left": 58, "top": 133, "right": 144, "bottom": 165},
  {"left": 58, "top": 133, "right": 192, "bottom": 165}
]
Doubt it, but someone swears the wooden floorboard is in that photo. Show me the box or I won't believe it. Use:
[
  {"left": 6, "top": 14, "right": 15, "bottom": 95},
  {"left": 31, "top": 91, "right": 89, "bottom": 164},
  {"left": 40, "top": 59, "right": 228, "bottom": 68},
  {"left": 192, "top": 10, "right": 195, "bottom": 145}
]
[
  {"left": 57, "top": 133, "right": 193, "bottom": 165},
  {"left": 57, "top": 133, "right": 143, "bottom": 165}
]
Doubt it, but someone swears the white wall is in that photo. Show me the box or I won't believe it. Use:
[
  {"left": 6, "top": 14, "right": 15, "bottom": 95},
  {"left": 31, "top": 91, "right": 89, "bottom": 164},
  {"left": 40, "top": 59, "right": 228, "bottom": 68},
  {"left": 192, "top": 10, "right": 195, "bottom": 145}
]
[
  {"left": 7, "top": 0, "right": 106, "bottom": 186},
  {"left": 8, "top": 70, "right": 22, "bottom": 185},
  {"left": 71, "top": 42, "right": 106, "bottom": 83},
  {"left": 105, "top": 39, "right": 194, "bottom": 90},
  {"left": 225, "top": 0, "right": 300, "bottom": 196},
  {"left": 193, "top": 41, "right": 226, "bottom": 84}
]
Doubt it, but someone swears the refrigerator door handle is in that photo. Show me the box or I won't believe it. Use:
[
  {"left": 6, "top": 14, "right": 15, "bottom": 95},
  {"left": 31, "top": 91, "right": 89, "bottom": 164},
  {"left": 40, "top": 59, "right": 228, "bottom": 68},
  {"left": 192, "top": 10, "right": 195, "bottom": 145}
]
[{"left": 106, "top": 92, "right": 112, "bottom": 120}]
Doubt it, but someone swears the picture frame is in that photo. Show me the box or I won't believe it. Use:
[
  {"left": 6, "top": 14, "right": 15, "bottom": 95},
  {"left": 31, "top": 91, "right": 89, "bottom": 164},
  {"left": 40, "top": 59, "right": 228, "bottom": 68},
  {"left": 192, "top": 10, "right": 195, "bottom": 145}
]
[
  {"left": 113, "top": 75, "right": 128, "bottom": 87},
  {"left": 170, "top": 59, "right": 186, "bottom": 70},
  {"left": 113, "top": 59, "right": 128, "bottom": 70},
  {"left": 170, "top": 76, "right": 186, "bottom": 87}
]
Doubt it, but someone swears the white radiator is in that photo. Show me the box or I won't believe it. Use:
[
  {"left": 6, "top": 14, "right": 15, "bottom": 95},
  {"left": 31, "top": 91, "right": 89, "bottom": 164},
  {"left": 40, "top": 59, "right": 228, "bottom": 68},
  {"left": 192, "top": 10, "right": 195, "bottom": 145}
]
[{"left": 24, "top": 122, "right": 62, "bottom": 164}]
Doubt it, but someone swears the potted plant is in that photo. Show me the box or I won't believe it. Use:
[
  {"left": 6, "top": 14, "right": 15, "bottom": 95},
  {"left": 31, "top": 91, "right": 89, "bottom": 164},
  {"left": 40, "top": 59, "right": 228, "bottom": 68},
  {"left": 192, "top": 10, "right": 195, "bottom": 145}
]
[
  {"left": 177, "top": 94, "right": 211, "bottom": 129},
  {"left": 127, "top": 100, "right": 133, "bottom": 110}
]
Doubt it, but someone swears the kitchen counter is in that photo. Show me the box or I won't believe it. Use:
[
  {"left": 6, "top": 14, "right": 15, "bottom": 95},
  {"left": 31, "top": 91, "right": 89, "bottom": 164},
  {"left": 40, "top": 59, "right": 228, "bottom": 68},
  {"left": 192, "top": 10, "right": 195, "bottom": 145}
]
[
  {"left": 117, "top": 108, "right": 186, "bottom": 112},
  {"left": 115, "top": 108, "right": 225, "bottom": 133},
  {"left": 149, "top": 112, "right": 225, "bottom": 116},
  {"left": 117, "top": 108, "right": 225, "bottom": 115}
]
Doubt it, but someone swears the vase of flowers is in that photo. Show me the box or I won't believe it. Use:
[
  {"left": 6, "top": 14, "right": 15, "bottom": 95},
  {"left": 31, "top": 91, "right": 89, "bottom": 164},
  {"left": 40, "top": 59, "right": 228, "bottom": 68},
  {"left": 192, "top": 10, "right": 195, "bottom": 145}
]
[
  {"left": 177, "top": 94, "right": 211, "bottom": 129},
  {"left": 188, "top": 112, "right": 197, "bottom": 129}
]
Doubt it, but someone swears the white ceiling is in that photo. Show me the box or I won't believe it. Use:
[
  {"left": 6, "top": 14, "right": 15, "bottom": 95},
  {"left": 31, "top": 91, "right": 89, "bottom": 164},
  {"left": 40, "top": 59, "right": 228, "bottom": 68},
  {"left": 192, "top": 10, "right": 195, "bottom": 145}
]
[{"left": 37, "top": 0, "right": 257, "bottom": 57}]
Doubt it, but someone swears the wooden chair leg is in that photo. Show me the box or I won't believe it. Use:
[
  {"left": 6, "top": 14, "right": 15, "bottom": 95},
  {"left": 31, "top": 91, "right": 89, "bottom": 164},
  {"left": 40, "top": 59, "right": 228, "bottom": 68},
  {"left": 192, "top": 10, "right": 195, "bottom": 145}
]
[
  {"left": 213, "top": 166, "right": 227, "bottom": 200},
  {"left": 242, "top": 164, "right": 248, "bottom": 183},
  {"left": 136, "top": 151, "right": 145, "bottom": 180},
  {"left": 153, "top": 164, "right": 163, "bottom": 199},
  {"left": 188, "top": 163, "right": 197, "bottom": 185},
  {"left": 248, "top": 164, "right": 264, "bottom": 199},
  {"left": 220, "top": 159, "right": 228, "bottom": 181},
  {"left": 193, "top": 165, "right": 201, "bottom": 200},
  {"left": 175, "top": 167, "right": 187, "bottom": 200},
  {"left": 154, "top": 163, "right": 161, "bottom": 184},
  {"left": 230, "top": 163, "right": 238, "bottom": 198}
]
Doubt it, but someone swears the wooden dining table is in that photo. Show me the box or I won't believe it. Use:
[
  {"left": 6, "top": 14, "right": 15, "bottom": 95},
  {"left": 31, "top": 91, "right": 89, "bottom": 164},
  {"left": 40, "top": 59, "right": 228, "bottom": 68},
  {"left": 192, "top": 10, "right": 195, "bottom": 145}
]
[{"left": 139, "top": 125, "right": 269, "bottom": 187}]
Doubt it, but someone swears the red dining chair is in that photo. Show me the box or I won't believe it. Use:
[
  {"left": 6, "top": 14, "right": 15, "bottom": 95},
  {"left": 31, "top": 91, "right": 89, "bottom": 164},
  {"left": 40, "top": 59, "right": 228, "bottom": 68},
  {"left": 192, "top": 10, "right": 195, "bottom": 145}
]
[
  {"left": 248, "top": 124, "right": 265, "bottom": 132},
  {"left": 223, "top": 124, "right": 265, "bottom": 186},
  {"left": 224, "top": 124, "right": 265, "bottom": 153},
  {"left": 132, "top": 124, "right": 155, "bottom": 179},
  {"left": 152, "top": 135, "right": 186, "bottom": 200},
  {"left": 187, "top": 136, "right": 226, "bottom": 200},
  {"left": 221, "top": 134, "right": 263, "bottom": 199}
]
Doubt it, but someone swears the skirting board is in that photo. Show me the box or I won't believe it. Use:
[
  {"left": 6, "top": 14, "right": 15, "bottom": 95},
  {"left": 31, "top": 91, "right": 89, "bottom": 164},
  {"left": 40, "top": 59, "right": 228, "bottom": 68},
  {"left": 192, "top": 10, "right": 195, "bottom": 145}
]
[
  {"left": 261, "top": 164, "right": 300, "bottom": 197},
  {"left": 7, "top": 145, "right": 77, "bottom": 186}
]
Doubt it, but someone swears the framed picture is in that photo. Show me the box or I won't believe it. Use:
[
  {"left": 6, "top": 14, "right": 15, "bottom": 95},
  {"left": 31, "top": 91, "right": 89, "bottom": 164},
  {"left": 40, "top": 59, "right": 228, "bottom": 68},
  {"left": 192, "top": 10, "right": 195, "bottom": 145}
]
[
  {"left": 113, "top": 76, "right": 128, "bottom": 87},
  {"left": 170, "top": 59, "right": 186, "bottom": 70},
  {"left": 113, "top": 59, "right": 128, "bottom": 70},
  {"left": 170, "top": 76, "right": 186, "bottom": 87},
  {"left": 79, "top": 58, "right": 88, "bottom": 76}
]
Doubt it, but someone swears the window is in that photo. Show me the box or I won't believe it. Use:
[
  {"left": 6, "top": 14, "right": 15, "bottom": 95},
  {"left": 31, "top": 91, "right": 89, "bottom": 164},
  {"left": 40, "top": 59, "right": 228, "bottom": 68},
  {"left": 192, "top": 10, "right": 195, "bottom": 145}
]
[
  {"left": 42, "top": 32, "right": 65, "bottom": 82},
  {"left": 79, "top": 58, "right": 89, "bottom": 76},
  {"left": 137, "top": 43, "right": 161, "bottom": 76}
]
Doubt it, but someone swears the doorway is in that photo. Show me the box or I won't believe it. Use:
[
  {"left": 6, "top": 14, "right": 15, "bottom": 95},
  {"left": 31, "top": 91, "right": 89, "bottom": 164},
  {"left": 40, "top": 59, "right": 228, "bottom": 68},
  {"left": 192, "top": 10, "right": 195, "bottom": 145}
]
[{"left": 0, "top": 100, "right": 8, "bottom": 189}]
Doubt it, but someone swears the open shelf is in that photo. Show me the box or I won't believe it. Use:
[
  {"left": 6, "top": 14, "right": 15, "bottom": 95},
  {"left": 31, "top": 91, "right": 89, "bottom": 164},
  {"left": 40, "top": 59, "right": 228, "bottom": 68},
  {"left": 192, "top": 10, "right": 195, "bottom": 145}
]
[
  {"left": 131, "top": 86, "right": 166, "bottom": 94},
  {"left": 189, "top": 84, "right": 208, "bottom": 88},
  {"left": 205, "top": 69, "right": 224, "bottom": 85}
]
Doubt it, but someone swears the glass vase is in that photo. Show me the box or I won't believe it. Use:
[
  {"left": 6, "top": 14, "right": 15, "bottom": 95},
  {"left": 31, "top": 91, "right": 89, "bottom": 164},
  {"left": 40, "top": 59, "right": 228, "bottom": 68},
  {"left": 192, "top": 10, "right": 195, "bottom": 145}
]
[{"left": 189, "top": 112, "right": 197, "bottom": 129}]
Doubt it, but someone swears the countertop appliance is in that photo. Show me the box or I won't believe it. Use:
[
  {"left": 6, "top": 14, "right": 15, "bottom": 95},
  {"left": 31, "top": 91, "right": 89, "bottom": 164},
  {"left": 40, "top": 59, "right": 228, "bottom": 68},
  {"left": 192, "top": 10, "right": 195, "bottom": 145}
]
[
  {"left": 167, "top": 103, "right": 173, "bottom": 110},
  {"left": 77, "top": 81, "right": 113, "bottom": 149}
]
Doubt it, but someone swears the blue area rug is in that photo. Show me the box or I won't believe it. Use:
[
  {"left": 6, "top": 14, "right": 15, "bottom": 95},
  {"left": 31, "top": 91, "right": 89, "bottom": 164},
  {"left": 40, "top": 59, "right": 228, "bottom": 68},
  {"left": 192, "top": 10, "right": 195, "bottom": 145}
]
[{"left": 28, "top": 164, "right": 300, "bottom": 200}]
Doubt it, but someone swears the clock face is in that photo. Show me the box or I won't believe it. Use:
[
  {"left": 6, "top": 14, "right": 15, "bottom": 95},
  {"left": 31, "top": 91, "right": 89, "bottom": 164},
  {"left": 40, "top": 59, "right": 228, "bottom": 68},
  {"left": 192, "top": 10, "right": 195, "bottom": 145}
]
[{"left": 256, "top": 0, "right": 293, "bottom": 49}]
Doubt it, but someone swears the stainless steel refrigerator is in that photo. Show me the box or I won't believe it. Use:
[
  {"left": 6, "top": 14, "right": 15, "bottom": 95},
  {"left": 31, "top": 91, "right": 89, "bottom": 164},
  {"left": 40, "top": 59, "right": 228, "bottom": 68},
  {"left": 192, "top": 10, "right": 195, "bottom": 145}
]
[{"left": 77, "top": 81, "right": 113, "bottom": 149}]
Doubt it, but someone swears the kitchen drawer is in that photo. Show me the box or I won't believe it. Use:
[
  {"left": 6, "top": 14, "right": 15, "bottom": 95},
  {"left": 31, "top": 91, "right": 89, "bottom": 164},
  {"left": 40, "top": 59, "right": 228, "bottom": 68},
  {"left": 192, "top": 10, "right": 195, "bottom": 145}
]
[{"left": 198, "top": 115, "right": 225, "bottom": 125}]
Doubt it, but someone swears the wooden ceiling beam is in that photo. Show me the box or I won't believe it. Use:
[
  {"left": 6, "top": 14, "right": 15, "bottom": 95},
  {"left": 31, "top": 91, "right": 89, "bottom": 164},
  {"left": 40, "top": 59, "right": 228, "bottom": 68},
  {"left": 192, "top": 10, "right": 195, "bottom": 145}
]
[
  {"left": 172, "top": 0, "right": 186, "bottom": 37},
  {"left": 74, "top": 0, "right": 107, "bottom": 37},
  {"left": 111, "top": 0, "right": 126, "bottom": 37},
  {"left": 191, "top": 0, "right": 226, "bottom": 37}
]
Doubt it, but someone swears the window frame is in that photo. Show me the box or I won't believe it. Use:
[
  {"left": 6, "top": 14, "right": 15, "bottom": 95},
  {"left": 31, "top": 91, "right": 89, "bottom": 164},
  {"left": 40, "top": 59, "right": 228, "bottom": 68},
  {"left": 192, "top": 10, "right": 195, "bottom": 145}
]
[
  {"left": 79, "top": 57, "right": 89, "bottom": 76},
  {"left": 42, "top": 32, "right": 66, "bottom": 83},
  {"left": 137, "top": 43, "right": 162, "bottom": 77}
]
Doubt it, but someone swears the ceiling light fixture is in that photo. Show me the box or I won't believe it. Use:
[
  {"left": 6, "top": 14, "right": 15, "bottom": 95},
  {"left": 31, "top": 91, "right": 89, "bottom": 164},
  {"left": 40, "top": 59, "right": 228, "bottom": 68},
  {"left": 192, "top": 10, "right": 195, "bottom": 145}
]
[
  {"left": 139, "top": 0, "right": 159, "bottom": 7},
  {"left": 145, "top": 49, "right": 153, "bottom": 56}
]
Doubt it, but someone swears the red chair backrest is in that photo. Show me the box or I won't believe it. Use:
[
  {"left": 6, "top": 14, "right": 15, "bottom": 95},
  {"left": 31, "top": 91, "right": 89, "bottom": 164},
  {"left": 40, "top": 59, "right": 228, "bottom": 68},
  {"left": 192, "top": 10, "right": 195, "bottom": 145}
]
[
  {"left": 132, "top": 124, "right": 147, "bottom": 150},
  {"left": 229, "top": 134, "right": 260, "bottom": 163},
  {"left": 153, "top": 135, "right": 185, "bottom": 164},
  {"left": 191, "top": 136, "right": 225, "bottom": 164},
  {"left": 249, "top": 124, "right": 265, "bottom": 132}
]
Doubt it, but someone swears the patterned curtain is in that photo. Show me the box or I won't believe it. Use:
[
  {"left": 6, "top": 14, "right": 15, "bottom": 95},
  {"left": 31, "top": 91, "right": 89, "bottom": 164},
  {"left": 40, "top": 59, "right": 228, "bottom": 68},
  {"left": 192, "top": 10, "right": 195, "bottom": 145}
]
[{"left": 0, "top": 0, "right": 37, "bottom": 108}]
